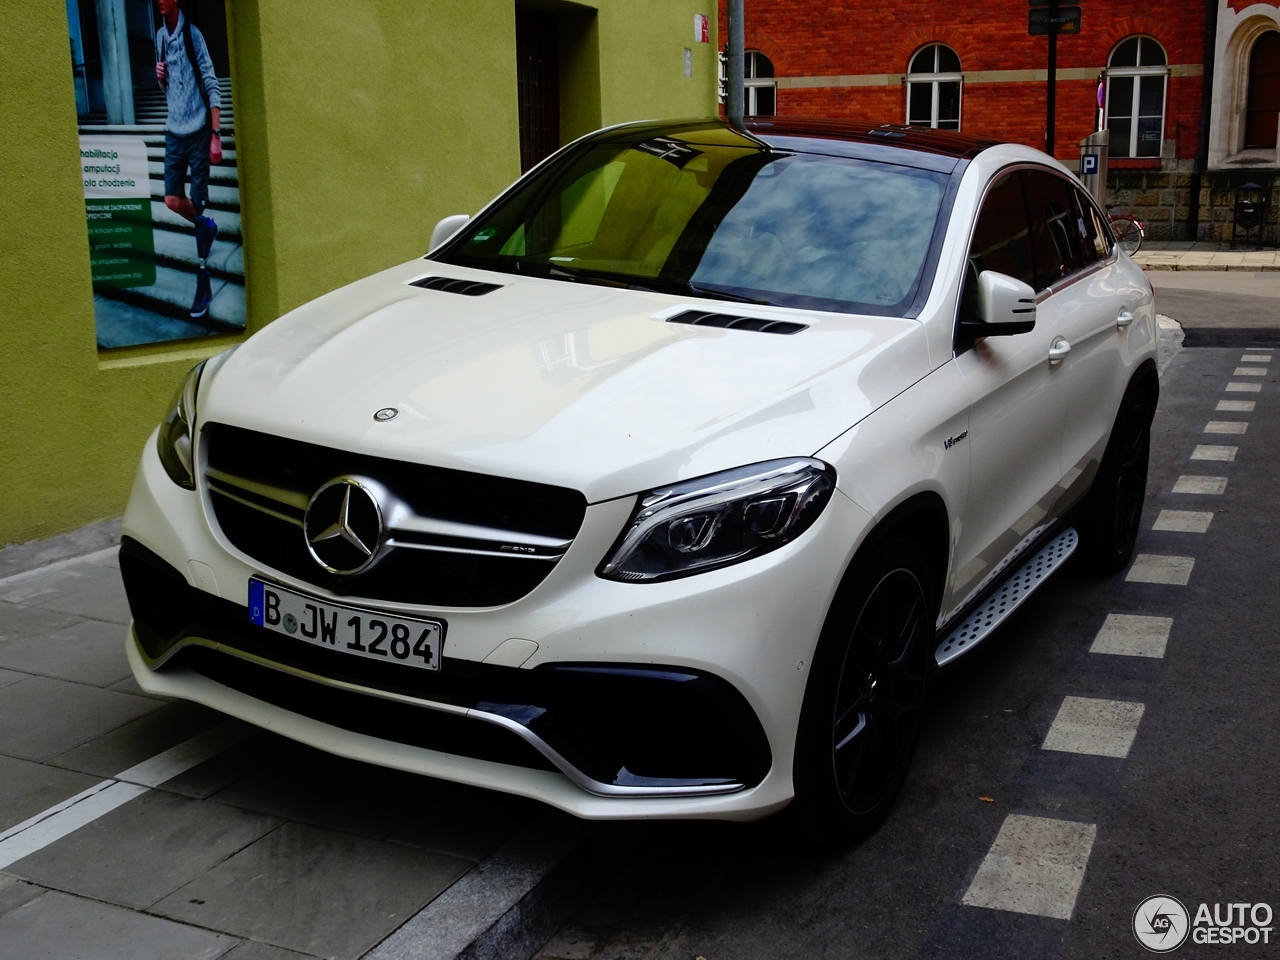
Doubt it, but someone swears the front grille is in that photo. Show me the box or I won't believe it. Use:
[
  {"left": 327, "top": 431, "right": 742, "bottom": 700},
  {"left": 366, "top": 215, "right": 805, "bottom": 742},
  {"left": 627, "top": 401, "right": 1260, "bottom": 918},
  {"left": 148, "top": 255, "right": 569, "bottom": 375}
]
[{"left": 203, "top": 423, "right": 587, "bottom": 607}]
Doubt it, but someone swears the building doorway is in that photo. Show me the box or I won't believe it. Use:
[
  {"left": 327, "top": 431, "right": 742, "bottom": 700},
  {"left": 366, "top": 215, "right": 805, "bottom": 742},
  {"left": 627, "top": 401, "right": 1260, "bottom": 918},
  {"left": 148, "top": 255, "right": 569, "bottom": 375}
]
[
  {"left": 516, "top": 8, "right": 560, "bottom": 172},
  {"left": 1244, "top": 31, "right": 1280, "bottom": 149}
]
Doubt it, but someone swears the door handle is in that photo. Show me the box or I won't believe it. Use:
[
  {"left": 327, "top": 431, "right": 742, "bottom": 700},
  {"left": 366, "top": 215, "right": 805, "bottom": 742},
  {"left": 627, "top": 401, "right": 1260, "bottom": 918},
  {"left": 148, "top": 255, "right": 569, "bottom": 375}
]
[
  {"left": 1048, "top": 337, "right": 1072, "bottom": 363},
  {"left": 1116, "top": 309, "right": 1135, "bottom": 328}
]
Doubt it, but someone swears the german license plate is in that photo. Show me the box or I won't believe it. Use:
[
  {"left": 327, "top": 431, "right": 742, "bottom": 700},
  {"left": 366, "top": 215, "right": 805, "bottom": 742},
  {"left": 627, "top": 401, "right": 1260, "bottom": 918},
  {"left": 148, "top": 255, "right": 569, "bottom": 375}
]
[{"left": 248, "top": 578, "right": 444, "bottom": 671}]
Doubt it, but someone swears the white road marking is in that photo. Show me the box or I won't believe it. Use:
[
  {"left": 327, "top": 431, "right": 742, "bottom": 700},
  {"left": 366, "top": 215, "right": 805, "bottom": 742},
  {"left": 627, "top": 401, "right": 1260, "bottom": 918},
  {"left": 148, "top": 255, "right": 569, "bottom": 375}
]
[
  {"left": 1126, "top": 554, "right": 1195, "bottom": 585},
  {"left": 1204, "top": 421, "right": 1247, "bottom": 434},
  {"left": 1042, "top": 696, "right": 1146, "bottom": 757},
  {"left": 961, "top": 815, "right": 1097, "bottom": 920},
  {"left": 0, "top": 720, "right": 248, "bottom": 870},
  {"left": 1240, "top": 354, "right": 1271, "bottom": 363},
  {"left": 1152, "top": 510, "right": 1214, "bottom": 533},
  {"left": 1226, "top": 382, "right": 1262, "bottom": 393},
  {"left": 115, "top": 720, "right": 253, "bottom": 787},
  {"left": 1089, "top": 613, "right": 1172, "bottom": 658},
  {"left": 0, "top": 782, "right": 147, "bottom": 869},
  {"left": 1172, "top": 475, "right": 1228, "bottom": 495},
  {"left": 1191, "top": 444, "right": 1237, "bottom": 461},
  {"left": 1233, "top": 366, "right": 1267, "bottom": 376},
  {"left": 1216, "top": 400, "right": 1256, "bottom": 412}
]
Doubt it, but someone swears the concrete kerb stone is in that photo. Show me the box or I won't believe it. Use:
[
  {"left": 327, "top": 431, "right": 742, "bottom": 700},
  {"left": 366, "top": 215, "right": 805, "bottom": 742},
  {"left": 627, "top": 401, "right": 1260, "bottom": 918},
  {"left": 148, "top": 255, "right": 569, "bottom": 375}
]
[
  {"left": 0, "top": 519, "right": 121, "bottom": 582},
  {"left": 364, "top": 812, "right": 620, "bottom": 960}
]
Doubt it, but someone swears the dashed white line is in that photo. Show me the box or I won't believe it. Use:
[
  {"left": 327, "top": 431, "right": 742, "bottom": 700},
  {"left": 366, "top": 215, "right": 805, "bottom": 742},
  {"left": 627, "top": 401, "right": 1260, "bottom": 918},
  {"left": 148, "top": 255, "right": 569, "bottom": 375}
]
[
  {"left": 1172, "top": 475, "right": 1228, "bottom": 495},
  {"left": 1152, "top": 510, "right": 1214, "bottom": 533},
  {"left": 961, "top": 815, "right": 1097, "bottom": 920},
  {"left": 1233, "top": 367, "right": 1268, "bottom": 376},
  {"left": 1089, "top": 613, "right": 1172, "bottom": 658},
  {"left": 1215, "top": 400, "right": 1255, "bottom": 412},
  {"left": 1126, "top": 554, "right": 1195, "bottom": 585},
  {"left": 1204, "top": 421, "right": 1248, "bottom": 434},
  {"left": 0, "top": 720, "right": 250, "bottom": 870},
  {"left": 1191, "top": 444, "right": 1238, "bottom": 461},
  {"left": 1226, "top": 382, "right": 1262, "bottom": 393},
  {"left": 1240, "top": 354, "right": 1271, "bottom": 363},
  {"left": 1042, "top": 696, "right": 1145, "bottom": 758}
]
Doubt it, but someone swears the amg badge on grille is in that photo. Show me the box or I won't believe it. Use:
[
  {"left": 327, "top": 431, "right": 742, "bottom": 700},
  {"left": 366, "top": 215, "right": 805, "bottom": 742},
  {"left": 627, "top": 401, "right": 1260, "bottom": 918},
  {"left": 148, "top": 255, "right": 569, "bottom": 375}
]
[{"left": 303, "top": 477, "right": 385, "bottom": 574}]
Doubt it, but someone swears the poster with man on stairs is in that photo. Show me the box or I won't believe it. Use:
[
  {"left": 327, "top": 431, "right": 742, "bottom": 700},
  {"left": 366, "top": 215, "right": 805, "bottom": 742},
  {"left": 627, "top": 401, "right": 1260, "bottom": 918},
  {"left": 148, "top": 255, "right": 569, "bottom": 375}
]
[{"left": 68, "top": 0, "right": 246, "bottom": 349}]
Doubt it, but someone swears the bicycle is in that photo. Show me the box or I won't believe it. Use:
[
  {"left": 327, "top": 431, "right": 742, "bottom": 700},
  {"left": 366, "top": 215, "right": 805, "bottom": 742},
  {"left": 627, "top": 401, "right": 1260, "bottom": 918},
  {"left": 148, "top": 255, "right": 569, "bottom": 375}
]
[{"left": 1107, "top": 210, "right": 1145, "bottom": 256}]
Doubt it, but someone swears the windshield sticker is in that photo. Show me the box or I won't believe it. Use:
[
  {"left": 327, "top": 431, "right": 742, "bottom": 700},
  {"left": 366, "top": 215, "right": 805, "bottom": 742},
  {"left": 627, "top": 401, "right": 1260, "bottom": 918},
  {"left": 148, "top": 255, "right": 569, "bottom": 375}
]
[{"left": 472, "top": 228, "right": 497, "bottom": 243}]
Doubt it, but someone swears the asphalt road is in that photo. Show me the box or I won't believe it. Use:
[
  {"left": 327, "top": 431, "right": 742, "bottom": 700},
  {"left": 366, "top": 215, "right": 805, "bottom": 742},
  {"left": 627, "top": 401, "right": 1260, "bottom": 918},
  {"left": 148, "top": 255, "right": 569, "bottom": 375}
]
[
  {"left": 535, "top": 282, "right": 1280, "bottom": 960},
  {"left": 1151, "top": 272, "right": 1280, "bottom": 347}
]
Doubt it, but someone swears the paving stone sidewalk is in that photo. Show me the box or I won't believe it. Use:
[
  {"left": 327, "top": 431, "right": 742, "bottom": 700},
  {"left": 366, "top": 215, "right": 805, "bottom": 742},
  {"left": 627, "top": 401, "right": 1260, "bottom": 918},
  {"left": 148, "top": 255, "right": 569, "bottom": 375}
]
[
  {"left": 0, "top": 542, "right": 578, "bottom": 960},
  {"left": 1134, "top": 241, "right": 1280, "bottom": 271}
]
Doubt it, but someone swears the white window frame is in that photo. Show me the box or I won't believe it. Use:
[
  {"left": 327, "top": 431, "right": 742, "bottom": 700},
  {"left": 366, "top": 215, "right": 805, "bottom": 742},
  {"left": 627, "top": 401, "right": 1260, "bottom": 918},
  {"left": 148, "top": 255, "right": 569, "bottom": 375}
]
[
  {"left": 906, "top": 44, "right": 963, "bottom": 130},
  {"left": 745, "top": 51, "right": 776, "bottom": 117},
  {"left": 1105, "top": 36, "right": 1169, "bottom": 159}
]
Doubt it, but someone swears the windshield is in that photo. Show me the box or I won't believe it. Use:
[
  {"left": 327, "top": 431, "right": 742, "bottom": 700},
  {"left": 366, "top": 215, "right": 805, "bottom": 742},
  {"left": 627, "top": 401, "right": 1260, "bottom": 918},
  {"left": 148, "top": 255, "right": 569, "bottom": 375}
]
[{"left": 434, "top": 134, "right": 950, "bottom": 316}]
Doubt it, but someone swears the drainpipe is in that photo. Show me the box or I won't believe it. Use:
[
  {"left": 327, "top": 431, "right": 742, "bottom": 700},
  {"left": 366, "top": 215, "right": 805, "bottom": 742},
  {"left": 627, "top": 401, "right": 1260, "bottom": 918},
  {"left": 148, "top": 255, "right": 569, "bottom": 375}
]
[
  {"left": 1188, "top": 0, "right": 1218, "bottom": 241},
  {"left": 726, "top": 0, "right": 745, "bottom": 130},
  {"left": 95, "top": 0, "right": 134, "bottom": 125}
]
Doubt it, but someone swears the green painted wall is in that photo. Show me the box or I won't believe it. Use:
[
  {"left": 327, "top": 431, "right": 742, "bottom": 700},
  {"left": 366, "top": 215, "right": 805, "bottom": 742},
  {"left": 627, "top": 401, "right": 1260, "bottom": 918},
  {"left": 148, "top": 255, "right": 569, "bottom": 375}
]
[{"left": 0, "top": 0, "right": 716, "bottom": 547}]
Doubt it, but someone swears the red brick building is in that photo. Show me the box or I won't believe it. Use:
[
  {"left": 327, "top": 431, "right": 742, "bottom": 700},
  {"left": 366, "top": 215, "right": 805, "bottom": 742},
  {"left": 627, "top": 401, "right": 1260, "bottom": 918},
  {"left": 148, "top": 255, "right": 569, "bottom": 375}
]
[{"left": 722, "top": 0, "right": 1280, "bottom": 242}]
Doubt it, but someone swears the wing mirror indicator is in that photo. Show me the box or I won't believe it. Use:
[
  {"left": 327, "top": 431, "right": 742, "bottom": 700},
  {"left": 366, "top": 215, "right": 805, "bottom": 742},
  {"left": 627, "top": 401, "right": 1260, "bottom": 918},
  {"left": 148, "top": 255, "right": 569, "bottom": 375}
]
[
  {"left": 960, "top": 270, "right": 1037, "bottom": 339},
  {"left": 427, "top": 214, "right": 471, "bottom": 253}
]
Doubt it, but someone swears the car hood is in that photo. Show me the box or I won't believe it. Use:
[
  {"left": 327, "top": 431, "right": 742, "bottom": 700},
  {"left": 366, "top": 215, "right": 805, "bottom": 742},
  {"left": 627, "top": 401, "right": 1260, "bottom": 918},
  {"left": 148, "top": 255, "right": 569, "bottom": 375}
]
[{"left": 200, "top": 262, "right": 932, "bottom": 502}]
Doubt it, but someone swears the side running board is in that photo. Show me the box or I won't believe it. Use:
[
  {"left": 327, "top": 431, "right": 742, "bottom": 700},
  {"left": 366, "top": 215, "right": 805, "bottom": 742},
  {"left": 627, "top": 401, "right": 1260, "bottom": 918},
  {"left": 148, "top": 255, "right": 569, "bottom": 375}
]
[{"left": 935, "top": 527, "right": 1079, "bottom": 667}]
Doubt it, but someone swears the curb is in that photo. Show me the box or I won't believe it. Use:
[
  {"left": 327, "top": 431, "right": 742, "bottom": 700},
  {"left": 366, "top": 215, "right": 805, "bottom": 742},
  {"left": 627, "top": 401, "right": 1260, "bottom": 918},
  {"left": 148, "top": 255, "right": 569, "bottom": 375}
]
[{"left": 365, "top": 813, "right": 621, "bottom": 960}]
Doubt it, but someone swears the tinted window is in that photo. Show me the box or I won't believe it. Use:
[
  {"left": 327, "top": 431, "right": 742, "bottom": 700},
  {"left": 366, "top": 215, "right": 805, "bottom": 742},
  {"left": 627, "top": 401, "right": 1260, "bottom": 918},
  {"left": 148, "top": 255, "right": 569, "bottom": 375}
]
[
  {"left": 1024, "top": 170, "right": 1090, "bottom": 289},
  {"left": 435, "top": 135, "right": 950, "bottom": 316},
  {"left": 960, "top": 173, "right": 1033, "bottom": 323}
]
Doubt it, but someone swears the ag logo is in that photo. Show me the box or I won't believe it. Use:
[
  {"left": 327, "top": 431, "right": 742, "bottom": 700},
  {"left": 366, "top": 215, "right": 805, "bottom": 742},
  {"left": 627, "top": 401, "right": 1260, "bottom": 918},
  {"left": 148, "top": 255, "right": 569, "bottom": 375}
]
[{"left": 1134, "top": 895, "right": 1190, "bottom": 953}]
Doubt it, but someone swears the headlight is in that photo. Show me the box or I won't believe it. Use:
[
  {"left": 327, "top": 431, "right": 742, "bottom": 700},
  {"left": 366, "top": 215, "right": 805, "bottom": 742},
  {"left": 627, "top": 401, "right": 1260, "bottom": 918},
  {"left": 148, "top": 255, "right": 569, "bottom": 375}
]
[
  {"left": 156, "top": 361, "right": 205, "bottom": 489},
  {"left": 598, "top": 458, "right": 836, "bottom": 582}
]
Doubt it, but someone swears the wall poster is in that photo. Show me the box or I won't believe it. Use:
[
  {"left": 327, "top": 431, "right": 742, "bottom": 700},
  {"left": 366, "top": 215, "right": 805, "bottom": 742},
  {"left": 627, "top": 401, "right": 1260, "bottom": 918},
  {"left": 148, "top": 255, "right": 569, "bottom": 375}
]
[{"left": 68, "top": 0, "right": 245, "bottom": 349}]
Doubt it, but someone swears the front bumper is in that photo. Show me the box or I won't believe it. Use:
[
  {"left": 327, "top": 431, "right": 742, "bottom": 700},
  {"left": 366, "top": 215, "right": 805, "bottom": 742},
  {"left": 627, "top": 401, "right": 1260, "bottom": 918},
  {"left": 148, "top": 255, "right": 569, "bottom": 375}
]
[{"left": 123, "top": 430, "right": 874, "bottom": 820}]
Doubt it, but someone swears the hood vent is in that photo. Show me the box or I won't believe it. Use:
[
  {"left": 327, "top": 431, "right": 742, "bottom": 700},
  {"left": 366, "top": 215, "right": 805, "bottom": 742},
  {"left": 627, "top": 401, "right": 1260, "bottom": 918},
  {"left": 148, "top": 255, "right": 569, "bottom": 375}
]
[
  {"left": 409, "top": 276, "right": 503, "bottom": 296},
  {"left": 667, "top": 310, "right": 807, "bottom": 335}
]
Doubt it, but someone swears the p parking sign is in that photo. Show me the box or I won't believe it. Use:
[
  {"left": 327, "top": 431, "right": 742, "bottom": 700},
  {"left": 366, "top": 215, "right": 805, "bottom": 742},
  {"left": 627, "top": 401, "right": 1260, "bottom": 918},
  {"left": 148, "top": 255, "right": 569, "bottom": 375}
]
[{"left": 1082, "top": 153, "right": 1099, "bottom": 176}]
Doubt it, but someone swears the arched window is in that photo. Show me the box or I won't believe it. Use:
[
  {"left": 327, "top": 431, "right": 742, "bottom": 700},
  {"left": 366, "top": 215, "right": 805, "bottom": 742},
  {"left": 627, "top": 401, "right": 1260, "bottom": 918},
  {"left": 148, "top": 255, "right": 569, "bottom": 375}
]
[
  {"left": 907, "top": 44, "right": 962, "bottom": 130},
  {"left": 745, "top": 51, "right": 775, "bottom": 117},
  {"left": 1245, "top": 31, "right": 1280, "bottom": 148},
  {"left": 1106, "top": 36, "right": 1168, "bottom": 158}
]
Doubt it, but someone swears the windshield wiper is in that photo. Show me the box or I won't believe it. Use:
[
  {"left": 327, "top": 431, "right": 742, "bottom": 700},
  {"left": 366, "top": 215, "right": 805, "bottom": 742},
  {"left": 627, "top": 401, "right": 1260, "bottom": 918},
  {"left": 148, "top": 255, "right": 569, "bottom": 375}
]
[{"left": 523, "top": 261, "right": 775, "bottom": 305}]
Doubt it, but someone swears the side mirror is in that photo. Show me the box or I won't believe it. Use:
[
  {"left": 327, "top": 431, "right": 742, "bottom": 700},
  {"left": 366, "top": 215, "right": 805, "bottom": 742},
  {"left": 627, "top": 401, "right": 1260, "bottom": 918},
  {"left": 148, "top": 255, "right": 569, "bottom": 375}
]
[
  {"left": 963, "top": 270, "right": 1036, "bottom": 338},
  {"left": 428, "top": 214, "right": 471, "bottom": 253}
]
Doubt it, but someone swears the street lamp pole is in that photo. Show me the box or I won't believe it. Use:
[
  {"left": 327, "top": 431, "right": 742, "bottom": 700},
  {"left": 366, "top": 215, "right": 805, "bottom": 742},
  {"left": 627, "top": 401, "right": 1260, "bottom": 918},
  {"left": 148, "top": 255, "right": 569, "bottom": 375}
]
[
  {"left": 727, "top": 0, "right": 745, "bottom": 129},
  {"left": 1046, "top": 0, "right": 1057, "bottom": 156}
]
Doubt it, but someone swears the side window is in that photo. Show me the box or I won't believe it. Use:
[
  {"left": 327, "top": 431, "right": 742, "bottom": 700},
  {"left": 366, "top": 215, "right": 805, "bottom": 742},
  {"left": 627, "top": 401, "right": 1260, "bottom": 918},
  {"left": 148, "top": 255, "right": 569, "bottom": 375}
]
[
  {"left": 1081, "top": 194, "right": 1113, "bottom": 260},
  {"left": 1024, "top": 170, "right": 1088, "bottom": 290},
  {"left": 959, "top": 173, "right": 1034, "bottom": 323}
]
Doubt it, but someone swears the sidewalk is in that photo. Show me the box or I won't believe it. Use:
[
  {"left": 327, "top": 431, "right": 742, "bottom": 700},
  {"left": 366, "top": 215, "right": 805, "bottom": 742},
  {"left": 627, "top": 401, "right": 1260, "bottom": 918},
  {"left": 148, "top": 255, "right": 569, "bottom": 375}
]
[
  {"left": 0, "top": 536, "right": 596, "bottom": 960},
  {"left": 1134, "top": 241, "right": 1280, "bottom": 271}
]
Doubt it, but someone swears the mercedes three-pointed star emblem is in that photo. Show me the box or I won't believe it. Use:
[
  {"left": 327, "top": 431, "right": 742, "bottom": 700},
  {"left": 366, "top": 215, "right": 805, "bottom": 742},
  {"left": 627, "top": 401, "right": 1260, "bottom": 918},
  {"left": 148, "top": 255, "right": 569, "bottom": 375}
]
[{"left": 303, "top": 477, "right": 385, "bottom": 575}]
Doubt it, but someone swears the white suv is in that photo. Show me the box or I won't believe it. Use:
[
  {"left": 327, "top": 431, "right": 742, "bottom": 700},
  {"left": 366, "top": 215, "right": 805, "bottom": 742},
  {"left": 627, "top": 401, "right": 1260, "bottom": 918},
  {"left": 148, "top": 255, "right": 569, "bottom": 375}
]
[{"left": 120, "top": 119, "right": 1156, "bottom": 837}]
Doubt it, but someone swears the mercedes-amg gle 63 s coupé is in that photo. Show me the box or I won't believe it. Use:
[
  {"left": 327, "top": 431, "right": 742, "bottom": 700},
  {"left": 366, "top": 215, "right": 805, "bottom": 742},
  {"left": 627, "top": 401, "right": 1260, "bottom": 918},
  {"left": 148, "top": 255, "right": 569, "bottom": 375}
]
[{"left": 122, "top": 119, "right": 1157, "bottom": 838}]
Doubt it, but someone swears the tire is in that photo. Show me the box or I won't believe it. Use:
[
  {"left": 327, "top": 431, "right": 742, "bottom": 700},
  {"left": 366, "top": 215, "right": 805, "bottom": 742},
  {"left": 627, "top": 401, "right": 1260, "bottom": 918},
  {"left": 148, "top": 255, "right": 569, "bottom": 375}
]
[
  {"left": 1112, "top": 216, "right": 1143, "bottom": 256},
  {"left": 790, "top": 537, "right": 936, "bottom": 843},
  {"left": 1077, "top": 385, "right": 1153, "bottom": 574}
]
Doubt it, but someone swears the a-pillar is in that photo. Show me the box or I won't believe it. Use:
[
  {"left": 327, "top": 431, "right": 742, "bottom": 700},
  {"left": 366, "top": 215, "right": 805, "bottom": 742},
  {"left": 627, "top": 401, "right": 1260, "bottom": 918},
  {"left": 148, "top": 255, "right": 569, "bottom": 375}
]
[{"left": 95, "top": 0, "right": 134, "bottom": 125}]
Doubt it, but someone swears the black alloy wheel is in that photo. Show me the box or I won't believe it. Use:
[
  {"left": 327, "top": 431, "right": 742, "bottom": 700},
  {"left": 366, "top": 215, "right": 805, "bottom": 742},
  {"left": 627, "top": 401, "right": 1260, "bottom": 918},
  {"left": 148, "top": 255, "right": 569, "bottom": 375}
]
[
  {"left": 1080, "top": 391, "right": 1151, "bottom": 574},
  {"left": 791, "top": 537, "right": 936, "bottom": 841},
  {"left": 831, "top": 567, "right": 932, "bottom": 816}
]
